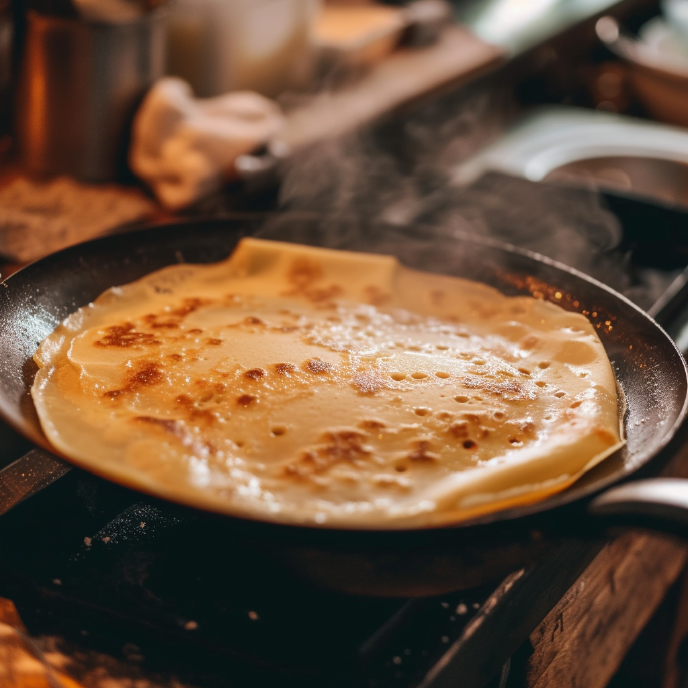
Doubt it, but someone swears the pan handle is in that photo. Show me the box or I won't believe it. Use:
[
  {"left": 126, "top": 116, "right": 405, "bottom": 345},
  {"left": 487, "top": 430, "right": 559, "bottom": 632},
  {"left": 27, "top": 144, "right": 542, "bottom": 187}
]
[{"left": 588, "top": 479, "right": 688, "bottom": 534}]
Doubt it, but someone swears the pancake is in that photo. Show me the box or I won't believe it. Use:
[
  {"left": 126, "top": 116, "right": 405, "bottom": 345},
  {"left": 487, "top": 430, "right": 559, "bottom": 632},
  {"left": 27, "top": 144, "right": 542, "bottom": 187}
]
[{"left": 31, "top": 238, "right": 624, "bottom": 528}]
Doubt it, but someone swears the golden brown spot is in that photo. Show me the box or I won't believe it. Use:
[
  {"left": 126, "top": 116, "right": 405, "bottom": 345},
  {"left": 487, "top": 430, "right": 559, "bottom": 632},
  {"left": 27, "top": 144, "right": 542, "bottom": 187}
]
[
  {"left": 244, "top": 316, "right": 264, "bottom": 326},
  {"left": 449, "top": 421, "right": 469, "bottom": 439},
  {"left": 94, "top": 323, "right": 161, "bottom": 349},
  {"left": 408, "top": 440, "right": 438, "bottom": 463},
  {"left": 237, "top": 394, "right": 256, "bottom": 407},
  {"left": 463, "top": 440, "right": 477, "bottom": 450},
  {"left": 134, "top": 416, "right": 180, "bottom": 433},
  {"left": 284, "top": 430, "right": 370, "bottom": 477},
  {"left": 168, "top": 353, "right": 183, "bottom": 362},
  {"left": 306, "top": 285, "right": 343, "bottom": 305},
  {"left": 187, "top": 329, "right": 203, "bottom": 335},
  {"left": 142, "top": 313, "right": 180, "bottom": 329},
  {"left": 520, "top": 421, "right": 536, "bottom": 435},
  {"left": 171, "top": 393, "right": 216, "bottom": 424},
  {"left": 103, "top": 360, "right": 163, "bottom": 399},
  {"left": 129, "top": 361, "right": 163, "bottom": 386},
  {"left": 364, "top": 285, "right": 391, "bottom": 306},
  {"left": 170, "top": 297, "right": 211, "bottom": 318},
  {"left": 206, "top": 338, "right": 223, "bottom": 346},
  {"left": 245, "top": 368, "right": 266, "bottom": 381},
  {"left": 274, "top": 363, "right": 297, "bottom": 376},
  {"left": 284, "top": 260, "right": 341, "bottom": 305},
  {"left": 305, "top": 358, "right": 333, "bottom": 374},
  {"left": 358, "top": 419, "right": 386, "bottom": 430},
  {"left": 288, "top": 258, "right": 323, "bottom": 288}
]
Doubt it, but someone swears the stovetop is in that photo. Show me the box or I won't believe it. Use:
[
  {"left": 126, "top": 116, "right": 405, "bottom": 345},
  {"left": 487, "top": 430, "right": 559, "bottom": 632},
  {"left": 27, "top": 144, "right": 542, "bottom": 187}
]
[
  {"left": 0, "top": 463, "right": 511, "bottom": 688},
  {"left": 2, "top": 180, "right": 688, "bottom": 688}
]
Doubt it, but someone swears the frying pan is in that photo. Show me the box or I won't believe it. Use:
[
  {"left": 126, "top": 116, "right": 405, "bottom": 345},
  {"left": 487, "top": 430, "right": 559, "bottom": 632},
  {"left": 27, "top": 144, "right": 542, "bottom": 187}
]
[{"left": 1, "top": 214, "right": 687, "bottom": 597}]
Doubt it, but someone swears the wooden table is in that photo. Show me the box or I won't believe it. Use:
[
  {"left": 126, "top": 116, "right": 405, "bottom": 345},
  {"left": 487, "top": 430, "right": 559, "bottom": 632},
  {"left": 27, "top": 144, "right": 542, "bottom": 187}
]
[{"left": 527, "top": 532, "right": 687, "bottom": 687}]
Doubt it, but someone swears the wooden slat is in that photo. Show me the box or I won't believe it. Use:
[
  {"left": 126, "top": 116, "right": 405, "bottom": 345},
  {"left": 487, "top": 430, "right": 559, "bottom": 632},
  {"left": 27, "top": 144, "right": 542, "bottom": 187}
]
[
  {"left": 526, "top": 532, "right": 688, "bottom": 688},
  {"left": 662, "top": 567, "right": 688, "bottom": 688}
]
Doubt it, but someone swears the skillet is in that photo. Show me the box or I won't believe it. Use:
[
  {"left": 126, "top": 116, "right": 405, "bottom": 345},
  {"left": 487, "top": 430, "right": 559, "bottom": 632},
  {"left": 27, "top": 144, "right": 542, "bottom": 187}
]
[{"left": 0, "top": 214, "right": 687, "bottom": 596}]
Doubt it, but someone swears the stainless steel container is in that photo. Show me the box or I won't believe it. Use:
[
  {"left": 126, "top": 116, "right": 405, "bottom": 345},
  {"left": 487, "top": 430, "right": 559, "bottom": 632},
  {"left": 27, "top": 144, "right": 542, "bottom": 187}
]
[
  {"left": 0, "top": 0, "right": 13, "bottom": 138},
  {"left": 15, "top": 10, "right": 166, "bottom": 181}
]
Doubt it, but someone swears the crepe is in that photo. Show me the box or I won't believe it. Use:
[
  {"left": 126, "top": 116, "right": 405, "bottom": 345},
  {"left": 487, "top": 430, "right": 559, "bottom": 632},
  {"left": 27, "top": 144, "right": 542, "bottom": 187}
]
[{"left": 31, "top": 238, "right": 624, "bottom": 528}]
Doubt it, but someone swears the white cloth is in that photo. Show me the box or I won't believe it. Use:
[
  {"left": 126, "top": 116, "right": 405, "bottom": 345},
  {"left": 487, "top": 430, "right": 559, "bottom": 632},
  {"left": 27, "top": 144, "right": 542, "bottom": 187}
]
[{"left": 129, "top": 77, "right": 284, "bottom": 209}]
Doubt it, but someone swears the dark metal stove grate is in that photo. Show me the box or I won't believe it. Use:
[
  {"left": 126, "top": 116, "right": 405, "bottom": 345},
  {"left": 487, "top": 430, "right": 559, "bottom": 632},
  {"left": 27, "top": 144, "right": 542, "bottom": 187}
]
[{"left": 0, "top": 467, "right": 499, "bottom": 687}]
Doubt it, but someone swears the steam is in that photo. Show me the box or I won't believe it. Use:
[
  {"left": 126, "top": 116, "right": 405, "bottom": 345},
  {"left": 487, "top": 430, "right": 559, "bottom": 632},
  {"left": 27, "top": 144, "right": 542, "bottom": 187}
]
[
  {"left": 277, "top": 87, "right": 671, "bottom": 310},
  {"left": 279, "top": 87, "right": 509, "bottom": 226}
]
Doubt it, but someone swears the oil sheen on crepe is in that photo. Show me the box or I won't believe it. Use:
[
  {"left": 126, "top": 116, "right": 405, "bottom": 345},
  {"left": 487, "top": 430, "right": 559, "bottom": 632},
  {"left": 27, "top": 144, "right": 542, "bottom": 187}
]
[{"left": 31, "top": 238, "right": 624, "bottom": 527}]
